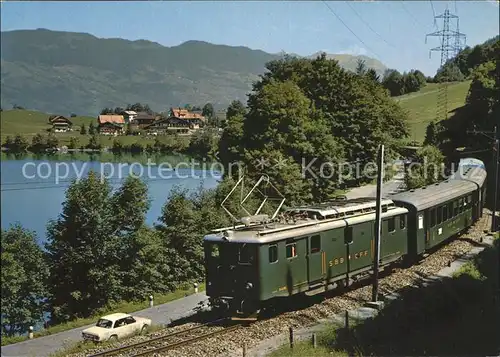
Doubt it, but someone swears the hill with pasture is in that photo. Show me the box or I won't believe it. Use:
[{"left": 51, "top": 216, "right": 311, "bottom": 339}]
[
  {"left": 395, "top": 81, "right": 471, "bottom": 143},
  {"left": 1, "top": 29, "right": 387, "bottom": 116}
]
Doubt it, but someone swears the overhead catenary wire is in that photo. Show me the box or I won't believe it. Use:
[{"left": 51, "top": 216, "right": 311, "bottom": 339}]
[
  {"left": 345, "top": 1, "right": 398, "bottom": 50},
  {"left": 400, "top": 1, "right": 431, "bottom": 34},
  {"left": 321, "top": 0, "right": 382, "bottom": 60},
  {"left": 430, "top": 0, "right": 438, "bottom": 29}
]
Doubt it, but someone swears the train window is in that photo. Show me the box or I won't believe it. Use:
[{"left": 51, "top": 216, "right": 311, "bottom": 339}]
[
  {"left": 311, "top": 235, "right": 321, "bottom": 253},
  {"left": 400, "top": 215, "right": 406, "bottom": 230},
  {"left": 268, "top": 245, "right": 278, "bottom": 263},
  {"left": 437, "top": 207, "right": 443, "bottom": 225},
  {"left": 448, "top": 203, "right": 453, "bottom": 218},
  {"left": 443, "top": 205, "right": 448, "bottom": 221},
  {"left": 388, "top": 217, "right": 395, "bottom": 233},
  {"left": 344, "top": 227, "right": 353, "bottom": 244},
  {"left": 430, "top": 209, "right": 436, "bottom": 227},
  {"left": 459, "top": 198, "right": 464, "bottom": 213},
  {"left": 211, "top": 245, "right": 220, "bottom": 258},
  {"left": 238, "top": 244, "right": 253, "bottom": 264},
  {"left": 453, "top": 201, "right": 459, "bottom": 216},
  {"left": 286, "top": 243, "right": 297, "bottom": 258}
]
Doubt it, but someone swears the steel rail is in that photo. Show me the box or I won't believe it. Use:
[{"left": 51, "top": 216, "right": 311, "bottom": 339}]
[
  {"left": 131, "top": 324, "right": 243, "bottom": 357},
  {"left": 88, "top": 318, "right": 228, "bottom": 357}
]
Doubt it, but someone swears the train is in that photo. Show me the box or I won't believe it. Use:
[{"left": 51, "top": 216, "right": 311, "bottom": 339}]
[{"left": 202, "top": 158, "right": 487, "bottom": 315}]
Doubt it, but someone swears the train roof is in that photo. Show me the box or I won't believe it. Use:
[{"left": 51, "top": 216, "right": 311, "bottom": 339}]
[
  {"left": 390, "top": 179, "right": 477, "bottom": 211},
  {"left": 204, "top": 198, "right": 408, "bottom": 244},
  {"left": 449, "top": 162, "right": 487, "bottom": 187},
  {"left": 286, "top": 197, "right": 395, "bottom": 219}
]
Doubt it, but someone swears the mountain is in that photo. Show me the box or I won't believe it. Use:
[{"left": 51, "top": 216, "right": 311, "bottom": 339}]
[{"left": 1, "top": 29, "right": 387, "bottom": 116}]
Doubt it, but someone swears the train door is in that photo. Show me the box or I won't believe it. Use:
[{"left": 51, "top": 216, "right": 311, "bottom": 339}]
[
  {"left": 307, "top": 234, "right": 324, "bottom": 284},
  {"left": 347, "top": 222, "right": 372, "bottom": 273}
]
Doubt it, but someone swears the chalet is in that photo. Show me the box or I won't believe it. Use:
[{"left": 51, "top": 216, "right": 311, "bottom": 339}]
[
  {"left": 122, "top": 111, "right": 137, "bottom": 123},
  {"left": 144, "top": 117, "right": 191, "bottom": 135},
  {"left": 134, "top": 112, "right": 156, "bottom": 128},
  {"left": 49, "top": 115, "right": 73, "bottom": 132},
  {"left": 169, "top": 107, "right": 205, "bottom": 128},
  {"left": 97, "top": 115, "right": 125, "bottom": 135}
]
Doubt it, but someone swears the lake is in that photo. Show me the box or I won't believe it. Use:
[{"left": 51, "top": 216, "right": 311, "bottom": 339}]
[{"left": 1, "top": 152, "right": 222, "bottom": 246}]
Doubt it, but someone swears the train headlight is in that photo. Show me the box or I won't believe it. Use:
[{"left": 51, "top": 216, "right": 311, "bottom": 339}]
[{"left": 245, "top": 282, "right": 253, "bottom": 290}]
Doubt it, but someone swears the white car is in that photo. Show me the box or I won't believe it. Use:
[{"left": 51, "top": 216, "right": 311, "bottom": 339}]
[{"left": 82, "top": 313, "right": 151, "bottom": 342}]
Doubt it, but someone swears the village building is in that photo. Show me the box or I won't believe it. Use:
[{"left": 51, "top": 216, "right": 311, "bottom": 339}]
[
  {"left": 169, "top": 107, "right": 205, "bottom": 129},
  {"left": 48, "top": 115, "right": 73, "bottom": 133},
  {"left": 122, "top": 111, "right": 137, "bottom": 123},
  {"left": 97, "top": 115, "right": 125, "bottom": 135},
  {"left": 134, "top": 111, "right": 156, "bottom": 128},
  {"left": 144, "top": 117, "right": 192, "bottom": 135}
]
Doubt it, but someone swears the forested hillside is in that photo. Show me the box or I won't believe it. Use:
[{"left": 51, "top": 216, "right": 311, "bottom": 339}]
[{"left": 0, "top": 29, "right": 386, "bottom": 116}]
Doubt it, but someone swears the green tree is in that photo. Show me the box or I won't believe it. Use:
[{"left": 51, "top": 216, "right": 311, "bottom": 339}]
[
  {"left": 12, "top": 134, "right": 29, "bottom": 152},
  {"left": 157, "top": 186, "right": 201, "bottom": 282},
  {"left": 434, "top": 62, "right": 465, "bottom": 82},
  {"left": 88, "top": 122, "right": 96, "bottom": 135},
  {"left": 404, "top": 145, "right": 445, "bottom": 189},
  {"left": 112, "top": 139, "right": 123, "bottom": 152},
  {"left": 218, "top": 112, "right": 245, "bottom": 173},
  {"left": 3, "top": 135, "right": 14, "bottom": 149},
  {"left": 382, "top": 69, "right": 404, "bottom": 96},
  {"left": 100, "top": 108, "right": 114, "bottom": 115},
  {"left": 202, "top": 103, "right": 214, "bottom": 118},
  {"left": 1, "top": 225, "right": 49, "bottom": 336},
  {"left": 45, "top": 172, "right": 122, "bottom": 322},
  {"left": 355, "top": 59, "right": 367, "bottom": 75},
  {"left": 87, "top": 135, "right": 100, "bottom": 150},
  {"left": 424, "top": 121, "right": 439, "bottom": 146},
  {"left": 221, "top": 53, "right": 408, "bottom": 201},
  {"left": 80, "top": 124, "right": 86, "bottom": 135},
  {"left": 188, "top": 128, "right": 218, "bottom": 158},
  {"left": 365, "top": 68, "right": 380, "bottom": 83},
  {"left": 109, "top": 176, "right": 154, "bottom": 299},
  {"left": 31, "top": 134, "right": 46, "bottom": 151},
  {"left": 226, "top": 100, "right": 246, "bottom": 121},
  {"left": 68, "top": 137, "right": 79, "bottom": 149},
  {"left": 46, "top": 134, "right": 59, "bottom": 149}
]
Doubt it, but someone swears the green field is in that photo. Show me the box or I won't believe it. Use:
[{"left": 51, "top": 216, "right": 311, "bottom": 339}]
[
  {"left": 395, "top": 81, "right": 471, "bottom": 143},
  {"left": 0, "top": 109, "right": 189, "bottom": 148},
  {"left": 0, "top": 109, "right": 95, "bottom": 144}
]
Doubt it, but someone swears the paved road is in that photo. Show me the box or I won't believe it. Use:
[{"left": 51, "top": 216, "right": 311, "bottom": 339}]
[
  {"left": 1, "top": 292, "right": 208, "bottom": 357},
  {"left": 345, "top": 172, "right": 406, "bottom": 199}
]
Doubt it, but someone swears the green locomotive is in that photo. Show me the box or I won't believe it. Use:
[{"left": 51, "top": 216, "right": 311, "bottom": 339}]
[{"left": 203, "top": 158, "right": 487, "bottom": 315}]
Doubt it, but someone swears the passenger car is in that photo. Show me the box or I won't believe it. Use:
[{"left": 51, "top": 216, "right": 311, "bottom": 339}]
[
  {"left": 203, "top": 158, "right": 487, "bottom": 315},
  {"left": 81, "top": 313, "right": 151, "bottom": 342}
]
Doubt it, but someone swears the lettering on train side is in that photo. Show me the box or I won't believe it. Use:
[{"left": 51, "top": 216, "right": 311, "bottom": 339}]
[{"left": 328, "top": 250, "right": 368, "bottom": 266}]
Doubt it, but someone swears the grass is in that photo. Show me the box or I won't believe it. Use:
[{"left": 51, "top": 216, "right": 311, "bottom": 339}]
[
  {"left": 49, "top": 324, "right": 166, "bottom": 357},
  {"left": 0, "top": 109, "right": 191, "bottom": 148},
  {"left": 1, "top": 283, "right": 205, "bottom": 346},
  {"left": 267, "top": 322, "right": 352, "bottom": 357},
  {"left": 395, "top": 81, "right": 471, "bottom": 143},
  {"left": 0, "top": 109, "right": 94, "bottom": 140}
]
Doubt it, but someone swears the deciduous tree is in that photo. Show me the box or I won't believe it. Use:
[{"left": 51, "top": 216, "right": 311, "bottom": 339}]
[{"left": 1, "top": 225, "right": 49, "bottom": 336}]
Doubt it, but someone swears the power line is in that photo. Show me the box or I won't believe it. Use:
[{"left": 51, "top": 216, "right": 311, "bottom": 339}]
[
  {"left": 345, "top": 1, "right": 397, "bottom": 50},
  {"left": 321, "top": 1, "right": 382, "bottom": 60},
  {"left": 400, "top": 1, "right": 430, "bottom": 34},
  {"left": 429, "top": 0, "right": 438, "bottom": 29}
]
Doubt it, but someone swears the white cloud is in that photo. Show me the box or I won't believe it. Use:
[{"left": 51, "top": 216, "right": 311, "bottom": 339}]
[{"left": 337, "top": 44, "right": 368, "bottom": 56}]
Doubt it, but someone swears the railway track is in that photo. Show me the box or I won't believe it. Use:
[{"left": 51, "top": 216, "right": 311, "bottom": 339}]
[{"left": 87, "top": 318, "right": 247, "bottom": 357}]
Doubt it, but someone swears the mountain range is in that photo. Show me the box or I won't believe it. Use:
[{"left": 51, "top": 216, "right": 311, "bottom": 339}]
[{"left": 0, "top": 29, "right": 387, "bottom": 116}]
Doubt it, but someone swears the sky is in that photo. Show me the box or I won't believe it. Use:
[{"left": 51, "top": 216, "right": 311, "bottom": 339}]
[{"left": 1, "top": 1, "right": 499, "bottom": 76}]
